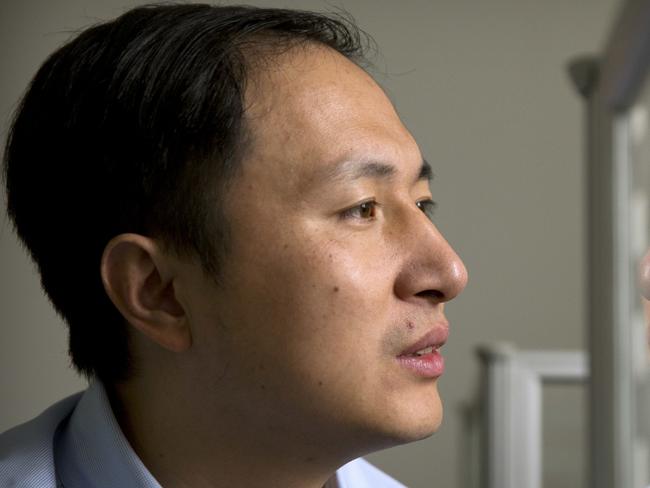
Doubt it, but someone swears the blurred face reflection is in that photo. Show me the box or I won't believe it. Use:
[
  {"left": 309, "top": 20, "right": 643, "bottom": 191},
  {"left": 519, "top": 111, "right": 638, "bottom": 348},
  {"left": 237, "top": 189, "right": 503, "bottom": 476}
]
[{"left": 640, "top": 249, "right": 650, "bottom": 341}]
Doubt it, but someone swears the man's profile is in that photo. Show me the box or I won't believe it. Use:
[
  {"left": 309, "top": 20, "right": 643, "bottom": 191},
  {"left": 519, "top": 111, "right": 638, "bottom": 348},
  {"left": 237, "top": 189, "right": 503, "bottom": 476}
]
[{"left": 0, "top": 4, "right": 467, "bottom": 487}]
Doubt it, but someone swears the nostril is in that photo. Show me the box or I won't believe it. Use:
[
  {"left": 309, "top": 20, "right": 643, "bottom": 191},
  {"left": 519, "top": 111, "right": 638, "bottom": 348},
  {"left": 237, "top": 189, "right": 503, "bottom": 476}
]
[{"left": 415, "top": 289, "right": 444, "bottom": 300}]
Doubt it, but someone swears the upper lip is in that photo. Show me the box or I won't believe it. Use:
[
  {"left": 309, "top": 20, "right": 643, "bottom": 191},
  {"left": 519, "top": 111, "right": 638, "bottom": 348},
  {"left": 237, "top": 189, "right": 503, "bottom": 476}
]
[{"left": 398, "top": 322, "right": 449, "bottom": 356}]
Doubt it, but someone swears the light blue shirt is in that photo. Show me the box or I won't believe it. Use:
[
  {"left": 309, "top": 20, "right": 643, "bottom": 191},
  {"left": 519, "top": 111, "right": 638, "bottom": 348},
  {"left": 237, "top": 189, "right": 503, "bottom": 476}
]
[{"left": 0, "top": 382, "right": 404, "bottom": 488}]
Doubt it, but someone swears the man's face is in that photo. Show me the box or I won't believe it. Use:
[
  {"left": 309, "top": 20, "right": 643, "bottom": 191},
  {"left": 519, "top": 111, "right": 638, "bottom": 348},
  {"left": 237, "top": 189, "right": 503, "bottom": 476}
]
[{"left": 178, "top": 46, "right": 467, "bottom": 456}]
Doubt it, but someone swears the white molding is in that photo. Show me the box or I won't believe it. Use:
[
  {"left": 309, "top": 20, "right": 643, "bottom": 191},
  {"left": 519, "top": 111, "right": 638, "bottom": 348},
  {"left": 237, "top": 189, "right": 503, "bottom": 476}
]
[{"left": 477, "top": 343, "right": 588, "bottom": 488}]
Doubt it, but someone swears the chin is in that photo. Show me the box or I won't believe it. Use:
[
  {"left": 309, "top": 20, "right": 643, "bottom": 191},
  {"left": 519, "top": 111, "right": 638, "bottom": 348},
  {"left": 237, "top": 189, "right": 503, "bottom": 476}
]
[
  {"left": 360, "top": 387, "right": 444, "bottom": 449},
  {"left": 395, "top": 408, "right": 443, "bottom": 443}
]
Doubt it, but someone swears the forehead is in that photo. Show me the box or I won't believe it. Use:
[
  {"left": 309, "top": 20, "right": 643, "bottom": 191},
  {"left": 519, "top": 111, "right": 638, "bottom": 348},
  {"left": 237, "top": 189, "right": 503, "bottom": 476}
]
[{"left": 240, "top": 45, "right": 421, "bottom": 191}]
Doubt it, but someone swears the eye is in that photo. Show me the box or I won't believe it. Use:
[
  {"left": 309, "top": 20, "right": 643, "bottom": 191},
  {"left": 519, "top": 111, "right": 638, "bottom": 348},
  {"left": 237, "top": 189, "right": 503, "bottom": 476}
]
[
  {"left": 340, "top": 199, "right": 379, "bottom": 221},
  {"left": 416, "top": 199, "right": 437, "bottom": 220}
]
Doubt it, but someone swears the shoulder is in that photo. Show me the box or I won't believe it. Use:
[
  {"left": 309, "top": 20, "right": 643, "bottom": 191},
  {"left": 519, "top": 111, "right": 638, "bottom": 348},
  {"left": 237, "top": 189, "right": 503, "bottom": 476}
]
[
  {"left": 0, "top": 392, "right": 82, "bottom": 488},
  {"left": 336, "top": 458, "right": 406, "bottom": 488}
]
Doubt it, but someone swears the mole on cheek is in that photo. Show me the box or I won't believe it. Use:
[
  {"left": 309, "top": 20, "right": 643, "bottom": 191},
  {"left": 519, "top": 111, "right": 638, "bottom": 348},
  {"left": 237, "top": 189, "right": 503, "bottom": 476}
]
[
  {"left": 333, "top": 286, "right": 339, "bottom": 293},
  {"left": 406, "top": 320, "right": 415, "bottom": 330}
]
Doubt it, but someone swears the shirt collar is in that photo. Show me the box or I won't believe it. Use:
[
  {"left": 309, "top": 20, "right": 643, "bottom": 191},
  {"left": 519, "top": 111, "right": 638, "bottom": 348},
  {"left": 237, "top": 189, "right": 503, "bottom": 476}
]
[{"left": 55, "top": 380, "right": 162, "bottom": 488}]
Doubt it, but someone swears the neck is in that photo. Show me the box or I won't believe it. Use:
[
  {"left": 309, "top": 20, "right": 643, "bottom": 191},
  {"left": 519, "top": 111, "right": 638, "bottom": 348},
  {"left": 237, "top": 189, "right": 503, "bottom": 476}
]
[{"left": 108, "top": 376, "right": 355, "bottom": 488}]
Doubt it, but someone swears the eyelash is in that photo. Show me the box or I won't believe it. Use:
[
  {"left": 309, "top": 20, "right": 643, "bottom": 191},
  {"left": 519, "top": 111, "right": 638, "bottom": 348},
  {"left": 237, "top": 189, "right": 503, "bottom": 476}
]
[
  {"left": 340, "top": 199, "right": 381, "bottom": 221},
  {"left": 416, "top": 199, "right": 437, "bottom": 220},
  {"left": 339, "top": 199, "right": 437, "bottom": 221}
]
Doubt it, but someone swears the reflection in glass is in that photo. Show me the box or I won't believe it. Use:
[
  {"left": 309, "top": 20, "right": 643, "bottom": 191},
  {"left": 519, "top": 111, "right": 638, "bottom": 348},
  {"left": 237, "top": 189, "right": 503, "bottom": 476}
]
[
  {"left": 631, "top": 89, "right": 650, "bottom": 345},
  {"left": 620, "top": 72, "right": 650, "bottom": 487}
]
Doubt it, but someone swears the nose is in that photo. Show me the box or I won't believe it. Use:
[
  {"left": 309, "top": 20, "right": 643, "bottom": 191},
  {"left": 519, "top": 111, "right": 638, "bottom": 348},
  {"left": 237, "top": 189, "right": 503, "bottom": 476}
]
[
  {"left": 393, "top": 208, "right": 468, "bottom": 304},
  {"left": 639, "top": 249, "right": 650, "bottom": 300}
]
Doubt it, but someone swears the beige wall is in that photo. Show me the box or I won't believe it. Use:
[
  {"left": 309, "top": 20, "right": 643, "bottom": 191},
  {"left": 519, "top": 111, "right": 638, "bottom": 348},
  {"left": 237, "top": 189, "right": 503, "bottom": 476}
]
[{"left": 0, "top": 1, "right": 620, "bottom": 487}]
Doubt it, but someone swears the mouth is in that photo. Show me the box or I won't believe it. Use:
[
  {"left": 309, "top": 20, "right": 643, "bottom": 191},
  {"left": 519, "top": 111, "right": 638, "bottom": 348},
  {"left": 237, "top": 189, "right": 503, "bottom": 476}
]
[
  {"left": 409, "top": 345, "right": 436, "bottom": 356},
  {"left": 396, "top": 324, "right": 448, "bottom": 378}
]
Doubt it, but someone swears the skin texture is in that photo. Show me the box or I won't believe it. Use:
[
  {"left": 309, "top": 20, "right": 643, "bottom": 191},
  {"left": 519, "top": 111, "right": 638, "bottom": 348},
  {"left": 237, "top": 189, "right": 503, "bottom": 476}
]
[{"left": 102, "top": 45, "right": 467, "bottom": 488}]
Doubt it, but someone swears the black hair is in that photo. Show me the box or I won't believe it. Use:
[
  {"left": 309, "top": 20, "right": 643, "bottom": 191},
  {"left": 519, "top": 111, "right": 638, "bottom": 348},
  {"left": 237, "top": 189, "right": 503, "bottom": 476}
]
[{"left": 3, "top": 3, "right": 371, "bottom": 383}]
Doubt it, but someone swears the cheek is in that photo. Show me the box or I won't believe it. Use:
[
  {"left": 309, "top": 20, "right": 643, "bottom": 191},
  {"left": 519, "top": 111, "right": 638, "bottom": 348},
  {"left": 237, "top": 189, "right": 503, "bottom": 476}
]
[
  {"left": 281, "top": 237, "right": 392, "bottom": 319},
  {"left": 234, "top": 234, "right": 394, "bottom": 361}
]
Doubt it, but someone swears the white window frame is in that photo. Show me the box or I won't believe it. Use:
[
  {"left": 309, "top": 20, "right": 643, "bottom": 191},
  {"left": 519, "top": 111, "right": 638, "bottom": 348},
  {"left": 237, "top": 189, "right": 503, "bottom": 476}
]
[
  {"left": 477, "top": 343, "right": 588, "bottom": 488},
  {"left": 574, "top": 2, "right": 650, "bottom": 486}
]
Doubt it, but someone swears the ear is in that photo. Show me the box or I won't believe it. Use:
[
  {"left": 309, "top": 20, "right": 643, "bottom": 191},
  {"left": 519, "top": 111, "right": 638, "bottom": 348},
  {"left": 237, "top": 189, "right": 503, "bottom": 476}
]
[{"left": 100, "top": 233, "right": 192, "bottom": 353}]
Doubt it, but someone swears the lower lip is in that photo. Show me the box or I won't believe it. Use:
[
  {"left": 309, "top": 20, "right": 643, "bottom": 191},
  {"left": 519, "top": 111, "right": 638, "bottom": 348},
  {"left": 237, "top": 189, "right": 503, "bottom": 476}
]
[{"left": 397, "top": 350, "right": 445, "bottom": 378}]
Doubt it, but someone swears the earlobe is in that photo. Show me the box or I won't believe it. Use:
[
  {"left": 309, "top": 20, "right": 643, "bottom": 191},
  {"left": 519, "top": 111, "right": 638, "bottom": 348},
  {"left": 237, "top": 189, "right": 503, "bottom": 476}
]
[{"left": 100, "top": 234, "right": 192, "bottom": 353}]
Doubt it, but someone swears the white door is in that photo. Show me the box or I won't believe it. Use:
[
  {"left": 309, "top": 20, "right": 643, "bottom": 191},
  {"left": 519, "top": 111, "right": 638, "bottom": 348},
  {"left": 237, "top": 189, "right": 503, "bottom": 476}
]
[{"left": 585, "top": 2, "right": 650, "bottom": 487}]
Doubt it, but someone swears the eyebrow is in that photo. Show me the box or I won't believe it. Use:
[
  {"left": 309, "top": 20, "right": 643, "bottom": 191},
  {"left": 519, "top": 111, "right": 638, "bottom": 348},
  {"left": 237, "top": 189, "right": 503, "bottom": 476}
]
[
  {"left": 418, "top": 159, "right": 433, "bottom": 182},
  {"left": 320, "top": 158, "right": 433, "bottom": 185}
]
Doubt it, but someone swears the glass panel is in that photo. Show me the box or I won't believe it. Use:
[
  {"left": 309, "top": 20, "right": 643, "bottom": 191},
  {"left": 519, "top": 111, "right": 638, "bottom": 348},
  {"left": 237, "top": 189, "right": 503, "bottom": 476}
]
[
  {"left": 620, "top": 71, "right": 650, "bottom": 487},
  {"left": 628, "top": 76, "right": 650, "bottom": 353}
]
